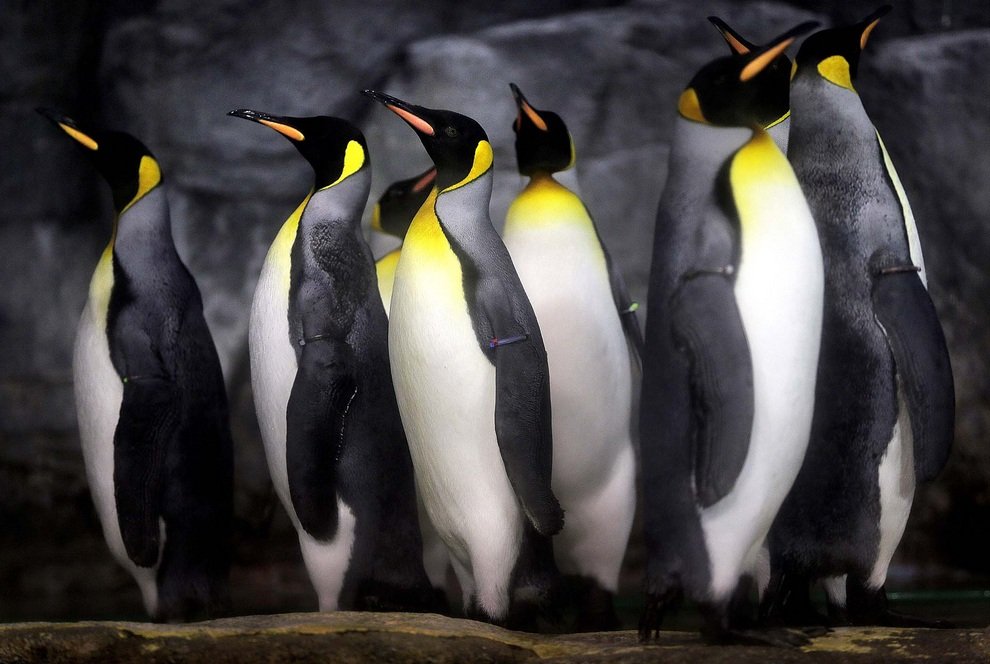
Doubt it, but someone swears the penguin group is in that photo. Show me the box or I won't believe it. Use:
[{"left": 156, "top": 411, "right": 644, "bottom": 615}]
[{"left": 42, "top": 3, "right": 954, "bottom": 645}]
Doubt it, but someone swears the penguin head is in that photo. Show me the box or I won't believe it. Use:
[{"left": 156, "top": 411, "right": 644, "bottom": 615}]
[
  {"left": 678, "top": 21, "right": 815, "bottom": 128},
  {"left": 707, "top": 17, "right": 819, "bottom": 129},
  {"left": 509, "top": 83, "right": 574, "bottom": 176},
  {"left": 371, "top": 166, "right": 437, "bottom": 238},
  {"left": 37, "top": 108, "right": 162, "bottom": 215},
  {"left": 362, "top": 90, "right": 492, "bottom": 193},
  {"left": 227, "top": 109, "right": 369, "bottom": 190},
  {"left": 794, "top": 5, "right": 891, "bottom": 91}
]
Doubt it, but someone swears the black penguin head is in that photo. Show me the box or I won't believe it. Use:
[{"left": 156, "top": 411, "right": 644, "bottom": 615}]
[
  {"left": 678, "top": 21, "right": 815, "bottom": 128},
  {"left": 37, "top": 108, "right": 162, "bottom": 214},
  {"left": 509, "top": 83, "right": 574, "bottom": 176},
  {"left": 706, "top": 18, "right": 819, "bottom": 128},
  {"left": 227, "top": 109, "right": 368, "bottom": 190},
  {"left": 362, "top": 90, "right": 492, "bottom": 192},
  {"left": 794, "top": 5, "right": 891, "bottom": 90},
  {"left": 371, "top": 166, "right": 436, "bottom": 239}
]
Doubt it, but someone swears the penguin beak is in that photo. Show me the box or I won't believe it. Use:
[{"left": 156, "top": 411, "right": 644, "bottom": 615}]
[
  {"left": 412, "top": 167, "right": 437, "bottom": 193},
  {"left": 857, "top": 5, "right": 891, "bottom": 50},
  {"left": 739, "top": 20, "right": 819, "bottom": 82},
  {"left": 707, "top": 16, "right": 754, "bottom": 55},
  {"left": 227, "top": 109, "right": 305, "bottom": 141},
  {"left": 362, "top": 90, "right": 436, "bottom": 137},
  {"left": 37, "top": 107, "right": 99, "bottom": 151},
  {"left": 509, "top": 83, "right": 548, "bottom": 132}
]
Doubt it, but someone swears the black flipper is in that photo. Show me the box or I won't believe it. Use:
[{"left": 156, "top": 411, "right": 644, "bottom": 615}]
[
  {"left": 114, "top": 374, "right": 177, "bottom": 568},
  {"left": 670, "top": 272, "right": 753, "bottom": 507},
  {"left": 486, "top": 299, "right": 564, "bottom": 538},
  {"left": 285, "top": 339, "right": 358, "bottom": 541},
  {"left": 870, "top": 259, "right": 954, "bottom": 482}
]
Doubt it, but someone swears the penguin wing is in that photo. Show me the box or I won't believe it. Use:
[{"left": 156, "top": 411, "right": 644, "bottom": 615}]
[
  {"left": 285, "top": 340, "right": 358, "bottom": 542},
  {"left": 670, "top": 273, "right": 754, "bottom": 507},
  {"left": 113, "top": 374, "right": 177, "bottom": 568},
  {"left": 872, "top": 268, "right": 954, "bottom": 481},
  {"left": 483, "top": 286, "right": 564, "bottom": 537}
]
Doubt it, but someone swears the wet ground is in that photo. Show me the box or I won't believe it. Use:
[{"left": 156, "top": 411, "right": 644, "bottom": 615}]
[{"left": 2, "top": 612, "right": 990, "bottom": 663}]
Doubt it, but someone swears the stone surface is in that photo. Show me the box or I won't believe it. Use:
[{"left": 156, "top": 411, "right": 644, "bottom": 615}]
[
  {"left": 1, "top": 613, "right": 990, "bottom": 663},
  {"left": 2, "top": 0, "right": 990, "bottom": 621}
]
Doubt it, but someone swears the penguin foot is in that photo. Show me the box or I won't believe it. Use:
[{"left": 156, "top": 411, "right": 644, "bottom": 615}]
[
  {"left": 855, "top": 609, "right": 954, "bottom": 629},
  {"left": 562, "top": 575, "right": 620, "bottom": 632},
  {"left": 758, "top": 571, "right": 830, "bottom": 629},
  {"left": 847, "top": 582, "right": 954, "bottom": 628},
  {"left": 638, "top": 586, "right": 681, "bottom": 642}
]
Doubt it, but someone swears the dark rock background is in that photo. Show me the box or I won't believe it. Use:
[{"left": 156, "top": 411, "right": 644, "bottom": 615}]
[{"left": 1, "top": 0, "right": 988, "bottom": 621}]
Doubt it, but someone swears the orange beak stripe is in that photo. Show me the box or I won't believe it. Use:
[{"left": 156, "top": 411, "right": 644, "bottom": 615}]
[
  {"left": 259, "top": 119, "right": 304, "bottom": 141},
  {"left": 388, "top": 105, "right": 435, "bottom": 136},
  {"left": 413, "top": 169, "right": 437, "bottom": 192},
  {"left": 860, "top": 18, "right": 881, "bottom": 50},
  {"left": 521, "top": 101, "right": 548, "bottom": 131},
  {"left": 740, "top": 37, "right": 794, "bottom": 82}
]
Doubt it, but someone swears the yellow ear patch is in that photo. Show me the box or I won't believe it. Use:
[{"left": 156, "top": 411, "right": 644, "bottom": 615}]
[
  {"left": 60, "top": 124, "right": 98, "bottom": 150},
  {"left": 121, "top": 155, "right": 163, "bottom": 214},
  {"left": 443, "top": 140, "right": 493, "bottom": 192},
  {"left": 259, "top": 119, "right": 304, "bottom": 141},
  {"left": 678, "top": 88, "right": 707, "bottom": 123},
  {"left": 322, "top": 140, "right": 366, "bottom": 190},
  {"left": 817, "top": 55, "right": 855, "bottom": 90}
]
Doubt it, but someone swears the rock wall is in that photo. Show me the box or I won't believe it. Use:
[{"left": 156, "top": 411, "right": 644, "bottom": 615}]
[{"left": 1, "top": 0, "right": 988, "bottom": 619}]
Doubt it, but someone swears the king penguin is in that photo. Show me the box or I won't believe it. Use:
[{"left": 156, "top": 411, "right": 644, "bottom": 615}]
[
  {"left": 371, "top": 167, "right": 451, "bottom": 602},
  {"left": 707, "top": 17, "right": 818, "bottom": 153},
  {"left": 764, "top": 6, "right": 954, "bottom": 627},
  {"left": 501, "top": 83, "right": 640, "bottom": 630},
  {"left": 39, "top": 110, "right": 233, "bottom": 621},
  {"left": 372, "top": 166, "right": 437, "bottom": 315},
  {"left": 362, "top": 90, "right": 564, "bottom": 627},
  {"left": 228, "top": 109, "right": 437, "bottom": 612},
  {"left": 637, "top": 24, "right": 823, "bottom": 645}
]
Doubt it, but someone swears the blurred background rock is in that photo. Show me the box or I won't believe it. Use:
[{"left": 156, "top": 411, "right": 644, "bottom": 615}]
[{"left": 1, "top": 0, "right": 987, "bottom": 621}]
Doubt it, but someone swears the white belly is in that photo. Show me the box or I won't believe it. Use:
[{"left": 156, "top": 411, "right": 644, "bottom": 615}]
[
  {"left": 869, "top": 386, "right": 915, "bottom": 589},
  {"left": 74, "top": 295, "right": 159, "bottom": 615},
  {"left": 503, "top": 223, "right": 635, "bottom": 588},
  {"left": 389, "top": 253, "right": 523, "bottom": 618},
  {"left": 700, "top": 183, "right": 824, "bottom": 600},
  {"left": 249, "top": 240, "right": 356, "bottom": 610}
]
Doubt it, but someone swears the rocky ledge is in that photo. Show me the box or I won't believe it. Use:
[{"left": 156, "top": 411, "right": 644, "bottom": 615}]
[{"left": 1, "top": 612, "right": 988, "bottom": 663}]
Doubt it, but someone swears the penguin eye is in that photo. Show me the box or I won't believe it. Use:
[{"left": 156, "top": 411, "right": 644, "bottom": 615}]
[{"left": 444, "top": 126, "right": 458, "bottom": 138}]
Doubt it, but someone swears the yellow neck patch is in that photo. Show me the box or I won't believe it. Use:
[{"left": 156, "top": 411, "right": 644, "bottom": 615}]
[
  {"left": 765, "top": 110, "right": 790, "bottom": 131},
  {"left": 322, "top": 140, "right": 365, "bottom": 190},
  {"left": 505, "top": 173, "right": 593, "bottom": 234},
  {"left": 729, "top": 129, "right": 797, "bottom": 235},
  {"left": 268, "top": 190, "right": 313, "bottom": 296},
  {"left": 443, "top": 140, "right": 493, "bottom": 192},
  {"left": 817, "top": 55, "right": 855, "bottom": 91},
  {"left": 678, "top": 88, "right": 707, "bottom": 123},
  {"left": 121, "top": 155, "right": 162, "bottom": 214}
]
